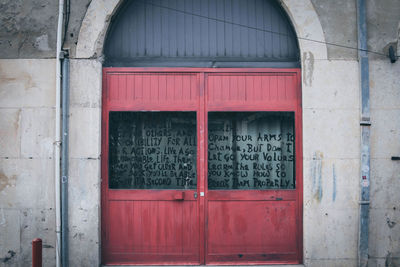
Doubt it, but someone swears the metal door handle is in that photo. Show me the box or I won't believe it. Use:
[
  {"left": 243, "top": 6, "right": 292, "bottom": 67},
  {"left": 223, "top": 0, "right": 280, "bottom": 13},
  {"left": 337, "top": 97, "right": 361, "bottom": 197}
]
[{"left": 173, "top": 192, "right": 185, "bottom": 201}]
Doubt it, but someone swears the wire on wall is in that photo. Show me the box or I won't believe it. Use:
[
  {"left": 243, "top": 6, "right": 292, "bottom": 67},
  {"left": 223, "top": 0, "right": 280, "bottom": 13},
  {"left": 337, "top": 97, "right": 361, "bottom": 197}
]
[{"left": 137, "top": 0, "right": 399, "bottom": 59}]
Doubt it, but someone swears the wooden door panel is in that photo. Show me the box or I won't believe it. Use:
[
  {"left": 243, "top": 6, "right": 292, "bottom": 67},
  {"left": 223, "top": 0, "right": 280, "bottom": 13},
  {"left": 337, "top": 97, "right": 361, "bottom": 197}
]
[
  {"left": 207, "top": 201, "right": 297, "bottom": 256},
  {"left": 205, "top": 70, "right": 302, "bottom": 264},
  {"left": 206, "top": 72, "right": 299, "bottom": 110},
  {"left": 107, "top": 200, "right": 199, "bottom": 256},
  {"left": 106, "top": 72, "right": 199, "bottom": 109},
  {"left": 102, "top": 71, "right": 202, "bottom": 265}
]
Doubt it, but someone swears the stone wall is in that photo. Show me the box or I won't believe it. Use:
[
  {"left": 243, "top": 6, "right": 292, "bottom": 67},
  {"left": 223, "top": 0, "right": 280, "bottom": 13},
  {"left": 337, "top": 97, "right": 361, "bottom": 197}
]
[{"left": 0, "top": 59, "right": 56, "bottom": 266}]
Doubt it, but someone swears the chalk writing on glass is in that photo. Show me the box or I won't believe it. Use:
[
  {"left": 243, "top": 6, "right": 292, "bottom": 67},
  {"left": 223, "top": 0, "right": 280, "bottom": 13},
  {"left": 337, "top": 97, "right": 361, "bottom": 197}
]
[
  {"left": 208, "top": 112, "right": 295, "bottom": 190},
  {"left": 108, "top": 111, "right": 197, "bottom": 189}
]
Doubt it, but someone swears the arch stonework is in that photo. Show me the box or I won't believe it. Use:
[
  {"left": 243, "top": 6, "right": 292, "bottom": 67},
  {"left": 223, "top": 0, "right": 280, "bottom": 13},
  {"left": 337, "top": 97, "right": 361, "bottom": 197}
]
[{"left": 76, "top": 0, "right": 328, "bottom": 61}]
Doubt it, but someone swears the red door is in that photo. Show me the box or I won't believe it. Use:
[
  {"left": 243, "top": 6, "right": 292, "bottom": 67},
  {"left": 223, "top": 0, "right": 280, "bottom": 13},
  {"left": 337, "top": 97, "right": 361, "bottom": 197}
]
[{"left": 102, "top": 68, "right": 302, "bottom": 265}]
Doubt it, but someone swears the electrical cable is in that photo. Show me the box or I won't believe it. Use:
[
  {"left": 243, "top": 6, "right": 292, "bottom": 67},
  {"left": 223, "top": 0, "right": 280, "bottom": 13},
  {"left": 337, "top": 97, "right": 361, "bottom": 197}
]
[{"left": 136, "top": 0, "right": 399, "bottom": 59}]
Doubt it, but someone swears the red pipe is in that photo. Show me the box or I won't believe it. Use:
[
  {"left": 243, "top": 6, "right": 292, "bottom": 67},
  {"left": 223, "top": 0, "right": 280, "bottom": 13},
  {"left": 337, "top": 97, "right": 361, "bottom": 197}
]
[{"left": 32, "top": 238, "right": 42, "bottom": 267}]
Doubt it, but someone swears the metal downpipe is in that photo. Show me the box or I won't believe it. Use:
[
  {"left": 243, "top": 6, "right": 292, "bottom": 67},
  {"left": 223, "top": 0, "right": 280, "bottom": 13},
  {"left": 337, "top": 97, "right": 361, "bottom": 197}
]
[
  {"left": 61, "top": 57, "right": 70, "bottom": 267},
  {"left": 357, "top": 0, "right": 371, "bottom": 266},
  {"left": 55, "top": 0, "right": 64, "bottom": 266}
]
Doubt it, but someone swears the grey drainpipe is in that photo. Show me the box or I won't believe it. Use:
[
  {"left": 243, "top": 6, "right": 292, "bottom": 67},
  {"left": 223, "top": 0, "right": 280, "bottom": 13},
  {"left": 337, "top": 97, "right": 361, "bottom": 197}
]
[
  {"left": 61, "top": 55, "right": 70, "bottom": 267},
  {"left": 357, "top": 0, "right": 371, "bottom": 266}
]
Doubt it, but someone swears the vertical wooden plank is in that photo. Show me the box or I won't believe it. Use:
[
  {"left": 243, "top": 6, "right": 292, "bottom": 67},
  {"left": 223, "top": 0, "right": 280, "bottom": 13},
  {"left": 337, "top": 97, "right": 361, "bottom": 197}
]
[
  {"left": 254, "top": 74, "right": 262, "bottom": 101},
  {"left": 142, "top": 74, "right": 151, "bottom": 103},
  {"left": 109, "top": 75, "right": 118, "bottom": 101},
  {"left": 221, "top": 75, "right": 230, "bottom": 102},
  {"left": 157, "top": 201, "right": 166, "bottom": 253},
  {"left": 199, "top": 72, "right": 206, "bottom": 264},
  {"left": 277, "top": 75, "right": 285, "bottom": 101},
  {"left": 140, "top": 201, "right": 150, "bottom": 252},
  {"left": 182, "top": 74, "right": 191, "bottom": 101},
  {"left": 216, "top": 75, "right": 223, "bottom": 102},
  {"left": 245, "top": 75, "right": 254, "bottom": 101},
  {"left": 166, "top": 73, "right": 174, "bottom": 102},
  {"left": 261, "top": 74, "right": 270, "bottom": 100},
  {"left": 126, "top": 74, "right": 133, "bottom": 101},
  {"left": 149, "top": 201, "right": 159, "bottom": 253},
  {"left": 158, "top": 74, "right": 167, "bottom": 102},
  {"left": 237, "top": 74, "right": 246, "bottom": 101},
  {"left": 191, "top": 73, "right": 197, "bottom": 101},
  {"left": 132, "top": 201, "right": 142, "bottom": 253},
  {"left": 135, "top": 74, "right": 143, "bottom": 101},
  {"left": 182, "top": 202, "right": 192, "bottom": 254},
  {"left": 270, "top": 75, "right": 278, "bottom": 101},
  {"left": 174, "top": 74, "right": 183, "bottom": 102},
  {"left": 150, "top": 73, "right": 159, "bottom": 103},
  {"left": 231, "top": 75, "right": 238, "bottom": 101}
]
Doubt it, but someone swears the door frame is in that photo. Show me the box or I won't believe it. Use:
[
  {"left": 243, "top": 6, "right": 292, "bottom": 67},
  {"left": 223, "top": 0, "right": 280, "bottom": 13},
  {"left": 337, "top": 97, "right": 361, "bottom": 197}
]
[{"left": 101, "top": 67, "right": 302, "bottom": 265}]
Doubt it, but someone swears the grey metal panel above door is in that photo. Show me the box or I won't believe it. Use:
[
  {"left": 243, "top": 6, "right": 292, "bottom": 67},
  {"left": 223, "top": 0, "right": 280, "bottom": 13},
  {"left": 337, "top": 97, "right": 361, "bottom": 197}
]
[{"left": 104, "top": 0, "right": 300, "bottom": 67}]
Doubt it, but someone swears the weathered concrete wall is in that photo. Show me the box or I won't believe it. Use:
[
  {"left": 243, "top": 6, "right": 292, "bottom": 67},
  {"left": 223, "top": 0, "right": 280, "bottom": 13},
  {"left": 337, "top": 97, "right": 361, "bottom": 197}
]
[
  {"left": 368, "top": 59, "right": 400, "bottom": 267},
  {"left": 0, "top": 0, "right": 398, "bottom": 61},
  {"left": 68, "top": 59, "right": 102, "bottom": 267},
  {"left": 302, "top": 59, "right": 360, "bottom": 267},
  {"left": 0, "top": 0, "right": 91, "bottom": 59},
  {"left": 0, "top": 59, "right": 56, "bottom": 266}
]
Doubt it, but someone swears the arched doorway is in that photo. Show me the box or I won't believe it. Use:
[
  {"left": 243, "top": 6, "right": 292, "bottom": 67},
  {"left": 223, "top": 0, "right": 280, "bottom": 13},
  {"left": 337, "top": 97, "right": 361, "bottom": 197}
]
[{"left": 101, "top": 0, "right": 302, "bottom": 265}]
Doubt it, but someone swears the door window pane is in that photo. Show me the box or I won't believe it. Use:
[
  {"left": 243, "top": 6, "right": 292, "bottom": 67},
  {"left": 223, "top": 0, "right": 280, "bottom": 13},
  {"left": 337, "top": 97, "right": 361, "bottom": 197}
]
[
  {"left": 109, "top": 112, "right": 197, "bottom": 189},
  {"left": 208, "top": 112, "right": 295, "bottom": 190}
]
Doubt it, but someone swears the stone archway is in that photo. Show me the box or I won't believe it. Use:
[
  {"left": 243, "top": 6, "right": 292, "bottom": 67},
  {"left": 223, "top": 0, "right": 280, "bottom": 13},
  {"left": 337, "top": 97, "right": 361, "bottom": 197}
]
[{"left": 76, "top": 0, "right": 328, "bottom": 61}]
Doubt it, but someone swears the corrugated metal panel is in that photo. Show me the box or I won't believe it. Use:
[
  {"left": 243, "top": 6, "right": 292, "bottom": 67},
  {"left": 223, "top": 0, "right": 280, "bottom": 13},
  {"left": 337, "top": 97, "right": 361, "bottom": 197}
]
[{"left": 104, "top": 0, "right": 299, "bottom": 67}]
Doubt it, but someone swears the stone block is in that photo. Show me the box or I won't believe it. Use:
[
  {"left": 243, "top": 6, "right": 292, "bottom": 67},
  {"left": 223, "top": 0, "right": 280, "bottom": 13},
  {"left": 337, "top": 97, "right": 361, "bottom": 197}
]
[
  {"left": 0, "top": 208, "right": 20, "bottom": 266},
  {"left": 70, "top": 59, "right": 102, "bottom": 108},
  {"left": 369, "top": 208, "right": 400, "bottom": 259},
  {"left": 21, "top": 108, "right": 54, "bottom": 159},
  {"left": 19, "top": 208, "right": 56, "bottom": 267},
  {"left": 304, "top": 207, "right": 358, "bottom": 260},
  {"left": 0, "top": 159, "right": 54, "bottom": 209},
  {"left": 303, "top": 108, "right": 360, "bottom": 160},
  {"left": 69, "top": 206, "right": 100, "bottom": 267},
  {"left": 302, "top": 60, "right": 359, "bottom": 109},
  {"left": 366, "top": 258, "right": 389, "bottom": 267},
  {"left": 281, "top": 0, "right": 328, "bottom": 60},
  {"left": 304, "top": 258, "right": 357, "bottom": 267},
  {"left": 303, "top": 158, "right": 359, "bottom": 209},
  {"left": 68, "top": 159, "right": 100, "bottom": 266},
  {"left": 371, "top": 109, "right": 400, "bottom": 159},
  {"left": 0, "top": 109, "right": 21, "bottom": 158},
  {"left": 0, "top": 59, "right": 55, "bottom": 108},
  {"left": 68, "top": 158, "right": 100, "bottom": 211},
  {"left": 370, "top": 159, "right": 400, "bottom": 209},
  {"left": 69, "top": 107, "right": 101, "bottom": 159},
  {"left": 76, "top": 0, "right": 120, "bottom": 58},
  {"left": 370, "top": 60, "right": 400, "bottom": 110}
]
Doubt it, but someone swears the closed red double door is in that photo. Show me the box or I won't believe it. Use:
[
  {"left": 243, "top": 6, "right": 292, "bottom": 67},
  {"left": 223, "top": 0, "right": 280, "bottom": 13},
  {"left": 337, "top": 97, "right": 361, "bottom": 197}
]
[{"left": 101, "top": 68, "right": 302, "bottom": 265}]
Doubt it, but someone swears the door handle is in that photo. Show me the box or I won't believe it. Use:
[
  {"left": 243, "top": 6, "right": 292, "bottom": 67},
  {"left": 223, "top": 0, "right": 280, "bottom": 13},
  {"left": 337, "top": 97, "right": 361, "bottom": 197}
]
[{"left": 173, "top": 192, "right": 185, "bottom": 201}]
